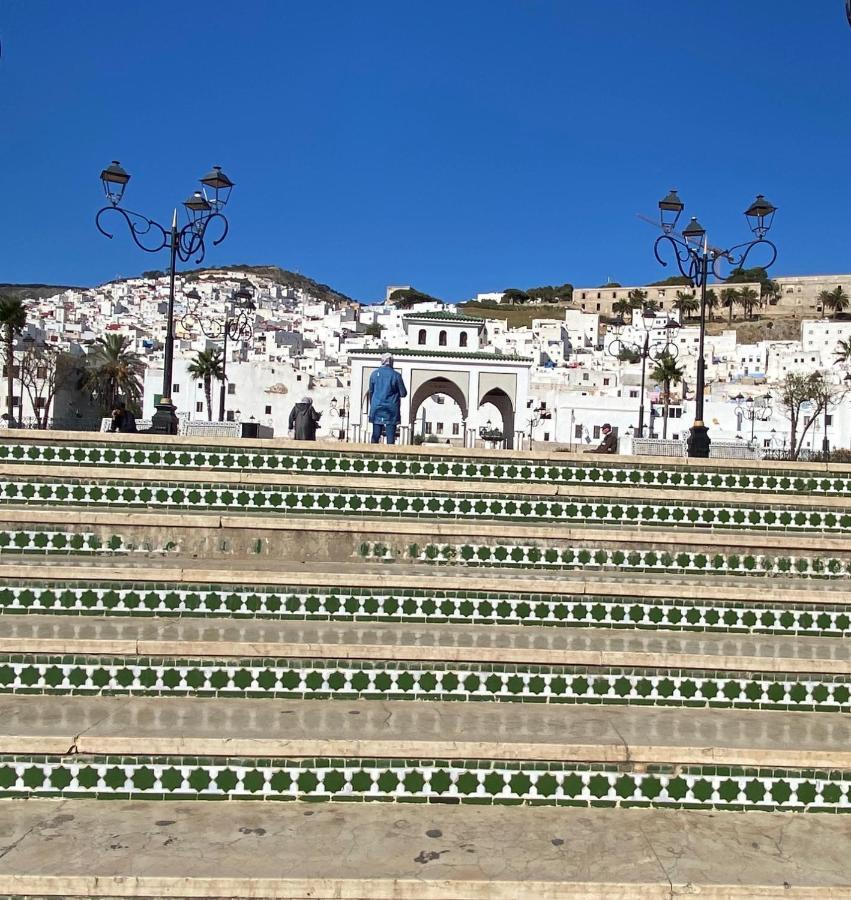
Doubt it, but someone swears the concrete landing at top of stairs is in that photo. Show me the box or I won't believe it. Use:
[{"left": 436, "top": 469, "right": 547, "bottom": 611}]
[{"left": 0, "top": 799, "right": 848, "bottom": 899}]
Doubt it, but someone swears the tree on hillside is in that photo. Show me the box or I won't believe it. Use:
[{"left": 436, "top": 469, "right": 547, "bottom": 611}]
[
  {"left": 388, "top": 288, "right": 440, "bottom": 309},
  {"left": 83, "top": 334, "right": 145, "bottom": 415},
  {"left": 720, "top": 287, "right": 740, "bottom": 324},
  {"left": 650, "top": 353, "right": 684, "bottom": 440},
  {"left": 704, "top": 288, "right": 718, "bottom": 323},
  {"left": 501, "top": 288, "right": 530, "bottom": 305},
  {"left": 673, "top": 290, "right": 699, "bottom": 320},
  {"left": 778, "top": 371, "right": 843, "bottom": 460},
  {"left": 627, "top": 288, "right": 647, "bottom": 309},
  {"left": 738, "top": 286, "right": 759, "bottom": 320},
  {"left": 611, "top": 298, "right": 635, "bottom": 322},
  {"left": 187, "top": 348, "right": 224, "bottom": 421},
  {"left": 0, "top": 296, "right": 27, "bottom": 427},
  {"left": 818, "top": 286, "right": 850, "bottom": 319},
  {"left": 526, "top": 283, "right": 573, "bottom": 303}
]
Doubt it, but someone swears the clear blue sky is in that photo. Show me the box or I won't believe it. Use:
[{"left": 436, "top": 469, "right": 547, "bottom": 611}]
[{"left": 1, "top": 0, "right": 850, "bottom": 301}]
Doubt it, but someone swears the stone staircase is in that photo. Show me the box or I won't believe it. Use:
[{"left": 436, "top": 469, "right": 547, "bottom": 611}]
[{"left": 0, "top": 431, "right": 849, "bottom": 898}]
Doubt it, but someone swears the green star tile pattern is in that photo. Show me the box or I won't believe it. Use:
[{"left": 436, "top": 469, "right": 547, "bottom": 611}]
[
  {"left": 1, "top": 474, "right": 850, "bottom": 533},
  {"left": 0, "top": 755, "right": 847, "bottom": 811},
  {"left": 1, "top": 581, "right": 848, "bottom": 637},
  {"left": 1, "top": 656, "right": 847, "bottom": 712},
  {"left": 0, "top": 530, "right": 115, "bottom": 555},
  {"left": 407, "top": 543, "right": 851, "bottom": 579},
  {"left": 1, "top": 438, "right": 849, "bottom": 497}
]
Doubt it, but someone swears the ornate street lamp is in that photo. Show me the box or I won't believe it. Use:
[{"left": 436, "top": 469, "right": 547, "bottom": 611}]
[
  {"left": 653, "top": 190, "right": 777, "bottom": 457},
  {"left": 96, "top": 162, "right": 234, "bottom": 433},
  {"left": 734, "top": 392, "right": 773, "bottom": 444},
  {"left": 330, "top": 396, "right": 351, "bottom": 441},
  {"left": 180, "top": 283, "right": 256, "bottom": 422},
  {"left": 607, "top": 310, "right": 680, "bottom": 437}
]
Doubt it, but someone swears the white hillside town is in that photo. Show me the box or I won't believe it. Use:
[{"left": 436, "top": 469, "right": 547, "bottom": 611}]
[{"left": 6, "top": 267, "right": 851, "bottom": 458}]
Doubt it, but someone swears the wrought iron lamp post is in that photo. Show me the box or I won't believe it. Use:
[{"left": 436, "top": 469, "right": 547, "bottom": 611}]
[
  {"left": 329, "top": 396, "right": 350, "bottom": 441},
  {"left": 734, "top": 392, "right": 773, "bottom": 444},
  {"left": 181, "top": 285, "right": 256, "bottom": 422},
  {"left": 607, "top": 308, "right": 680, "bottom": 437},
  {"left": 653, "top": 189, "right": 777, "bottom": 457},
  {"left": 96, "top": 161, "right": 234, "bottom": 433}
]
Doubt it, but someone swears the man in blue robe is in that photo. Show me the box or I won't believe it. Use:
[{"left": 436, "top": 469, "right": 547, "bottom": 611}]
[{"left": 367, "top": 354, "right": 407, "bottom": 444}]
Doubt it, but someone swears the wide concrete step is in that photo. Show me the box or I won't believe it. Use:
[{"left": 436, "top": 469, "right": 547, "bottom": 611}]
[
  {"left": 1, "top": 799, "right": 848, "bottom": 898},
  {"left": 3, "top": 615, "right": 850, "bottom": 674},
  {"left": 1, "top": 510, "right": 850, "bottom": 579},
  {"left": 1, "top": 562, "right": 849, "bottom": 639},
  {"left": 2, "top": 695, "right": 849, "bottom": 767},
  {"left": 3, "top": 468, "right": 851, "bottom": 537},
  {"left": 2, "top": 617, "right": 849, "bottom": 712},
  {"left": 1, "top": 697, "right": 849, "bottom": 812}
]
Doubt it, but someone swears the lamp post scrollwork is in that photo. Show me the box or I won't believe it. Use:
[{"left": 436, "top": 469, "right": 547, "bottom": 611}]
[
  {"left": 652, "top": 189, "right": 778, "bottom": 457},
  {"left": 734, "top": 392, "right": 773, "bottom": 445},
  {"left": 96, "top": 161, "right": 234, "bottom": 433},
  {"left": 607, "top": 308, "right": 680, "bottom": 438},
  {"left": 180, "top": 284, "right": 256, "bottom": 422}
]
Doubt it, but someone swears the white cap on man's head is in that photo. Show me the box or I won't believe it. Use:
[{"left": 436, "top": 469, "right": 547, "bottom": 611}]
[{"left": 381, "top": 353, "right": 393, "bottom": 366}]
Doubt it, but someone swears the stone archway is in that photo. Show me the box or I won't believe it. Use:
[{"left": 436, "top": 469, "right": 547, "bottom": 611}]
[
  {"left": 409, "top": 376, "right": 469, "bottom": 429},
  {"left": 479, "top": 387, "right": 515, "bottom": 449}
]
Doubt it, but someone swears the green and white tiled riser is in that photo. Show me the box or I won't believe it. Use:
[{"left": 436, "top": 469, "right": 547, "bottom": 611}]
[
  {"left": 2, "top": 440, "right": 849, "bottom": 497},
  {"left": 2, "top": 477, "right": 851, "bottom": 533},
  {"left": 2, "top": 583, "right": 850, "bottom": 637},
  {"left": 3, "top": 657, "right": 848, "bottom": 713},
  {"left": 0, "top": 530, "right": 121, "bottom": 554},
  {"left": 406, "top": 543, "right": 851, "bottom": 579},
  {"left": 1, "top": 756, "right": 848, "bottom": 811}
]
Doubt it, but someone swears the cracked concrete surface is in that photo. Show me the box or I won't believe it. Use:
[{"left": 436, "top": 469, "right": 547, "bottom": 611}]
[{"left": 0, "top": 801, "right": 849, "bottom": 898}]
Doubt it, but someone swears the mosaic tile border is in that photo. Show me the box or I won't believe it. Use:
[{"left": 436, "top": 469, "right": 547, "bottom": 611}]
[
  {"left": 2, "top": 656, "right": 847, "bottom": 713},
  {"left": 2, "top": 440, "right": 846, "bottom": 497},
  {"left": 403, "top": 543, "right": 851, "bottom": 579},
  {"left": 2, "top": 582, "right": 849, "bottom": 637},
  {"left": 0, "top": 531, "right": 117, "bottom": 555},
  {"left": 1, "top": 476, "right": 849, "bottom": 534},
  {"left": 1, "top": 755, "right": 848, "bottom": 811}
]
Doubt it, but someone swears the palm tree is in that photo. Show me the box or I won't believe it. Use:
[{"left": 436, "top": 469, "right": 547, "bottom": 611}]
[
  {"left": 627, "top": 288, "right": 648, "bottom": 312},
  {"left": 819, "top": 286, "right": 850, "bottom": 319},
  {"left": 650, "top": 353, "right": 684, "bottom": 440},
  {"left": 720, "top": 287, "right": 740, "bottom": 324},
  {"left": 738, "top": 287, "right": 759, "bottom": 321},
  {"left": 83, "top": 334, "right": 145, "bottom": 414},
  {"left": 611, "top": 298, "right": 634, "bottom": 321},
  {"left": 673, "top": 290, "right": 699, "bottom": 321},
  {"left": 0, "top": 296, "right": 27, "bottom": 427},
  {"left": 704, "top": 288, "right": 718, "bottom": 323},
  {"left": 187, "top": 348, "right": 224, "bottom": 420}
]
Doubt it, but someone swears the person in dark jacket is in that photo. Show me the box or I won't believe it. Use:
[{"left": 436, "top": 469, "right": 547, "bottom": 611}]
[
  {"left": 368, "top": 354, "right": 407, "bottom": 444},
  {"left": 109, "top": 403, "right": 137, "bottom": 433},
  {"left": 288, "top": 397, "right": 321, "bottom": 440},
  {"left": 586, "top": 422, "right": 617, "bottom": 454}
]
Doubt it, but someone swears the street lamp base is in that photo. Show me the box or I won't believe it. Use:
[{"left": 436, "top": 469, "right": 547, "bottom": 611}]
[
  {"left": 687, "top": 424, "right": 711, "bottom": 458},
  {"left": 149, "top": 401, "right": 179, "bottom": 435}
]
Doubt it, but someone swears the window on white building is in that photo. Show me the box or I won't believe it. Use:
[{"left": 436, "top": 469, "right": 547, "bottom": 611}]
[
  {"left": 265, "top": 405, "right": 272, "bottom": 415},
  {"left": 436, "top": 422, "right": 444, "bottom": 434},
  {"left": 593, "top": 425, "right": 601, "bottom": 439},
  {"left": 459, "top": 332, "right": 468, "bottom": 348},
  {"left": 195, "top": 402, "right": 203, "bottom": 413},
  {"left": 228, "top": 384, "right": 236, "bottom": 395},
  {"left": 575, "top": 424, "right": 582, "bottom": 439},
  {"left": 424, "top": 422, "right": 432, "bottom": 434},
  {"left": 418, "top": 329, "right": 426, "bottom": 345}
]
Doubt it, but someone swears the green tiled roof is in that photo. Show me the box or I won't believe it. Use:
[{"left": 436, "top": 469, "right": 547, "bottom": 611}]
[
  {"left": 355, "top": 347, "right": 533, "bottom": 361},
  {"left": 402, "top": 311, "right": 485, "bottom": 324}
]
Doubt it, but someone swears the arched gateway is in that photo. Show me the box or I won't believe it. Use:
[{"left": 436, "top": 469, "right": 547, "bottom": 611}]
[{"left": 349, "top": 311, "right": 532, "bottom": 448}]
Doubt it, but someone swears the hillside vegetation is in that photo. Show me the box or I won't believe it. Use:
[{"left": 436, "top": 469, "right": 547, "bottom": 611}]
[{"left": 458, "top": 301, "right": 569, "bottom": 329}]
